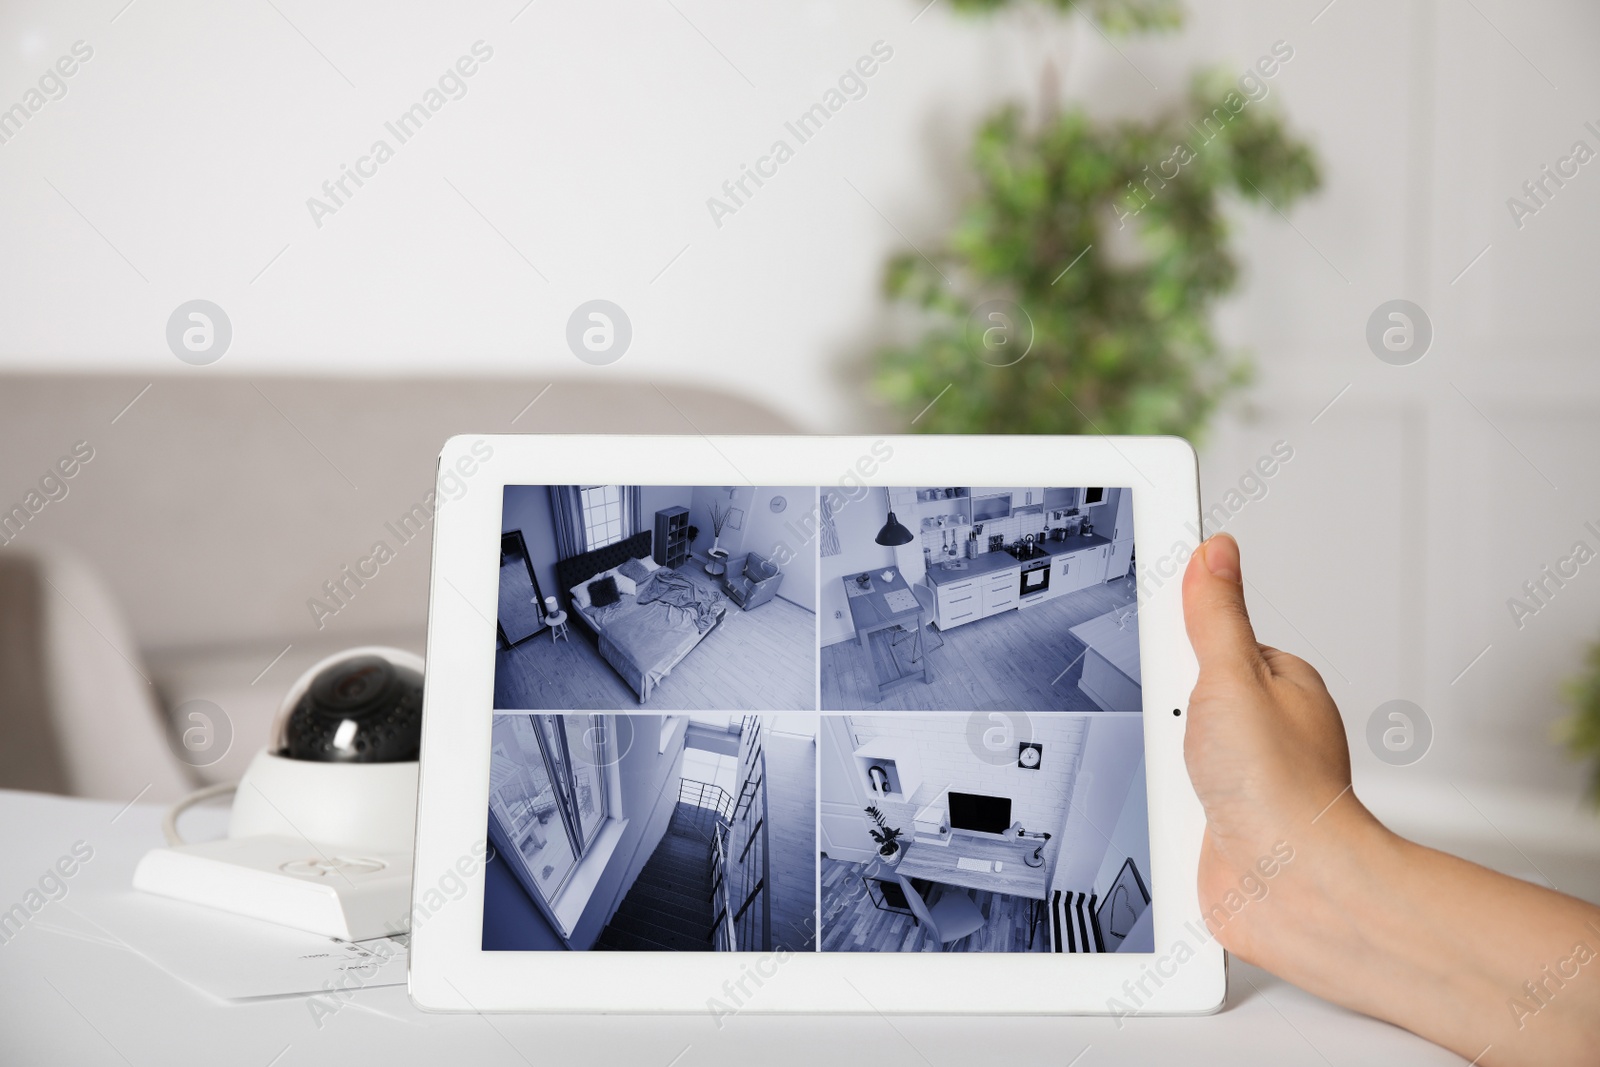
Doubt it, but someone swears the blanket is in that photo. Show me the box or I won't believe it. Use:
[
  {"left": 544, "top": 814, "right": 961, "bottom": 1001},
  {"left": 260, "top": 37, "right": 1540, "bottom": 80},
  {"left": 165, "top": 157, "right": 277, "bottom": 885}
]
[{"left": 635, "top": 568, "right": 723, "bottom": 633}]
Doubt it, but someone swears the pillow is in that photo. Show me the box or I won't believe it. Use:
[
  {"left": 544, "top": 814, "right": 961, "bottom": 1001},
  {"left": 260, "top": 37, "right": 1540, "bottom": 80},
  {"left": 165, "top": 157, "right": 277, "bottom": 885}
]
[
  {"left": 568, "top": 582, "right": 591, "bottom": 612},
  {"left": 638, "top": 555, "right": 662, "bottom": 573},
  {"left": 617, "top": 557, "right": 653, "bottom": 584},
  {"left": 587, "top": 575, "right": 621, "bottom": 608},
  {"left": 612, "top": 572, "right": 637, "bottom": 597}
]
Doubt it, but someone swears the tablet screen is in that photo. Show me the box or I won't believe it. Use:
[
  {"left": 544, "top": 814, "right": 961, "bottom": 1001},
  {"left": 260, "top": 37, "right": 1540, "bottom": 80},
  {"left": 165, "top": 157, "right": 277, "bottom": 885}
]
[{"left": 480, "top": 484, "right": 1151, "bottom": 956}]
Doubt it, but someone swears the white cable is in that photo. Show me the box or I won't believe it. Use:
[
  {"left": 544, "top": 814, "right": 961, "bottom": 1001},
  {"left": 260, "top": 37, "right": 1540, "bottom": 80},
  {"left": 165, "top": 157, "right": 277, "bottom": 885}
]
[{"left": 161, "top": 781, "right": 239, "bottom": 846}]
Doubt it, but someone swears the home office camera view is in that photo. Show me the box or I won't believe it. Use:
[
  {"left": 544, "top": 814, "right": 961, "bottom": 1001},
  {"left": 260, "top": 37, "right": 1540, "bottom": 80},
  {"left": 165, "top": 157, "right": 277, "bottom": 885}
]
[{"left": 484, "top": 484, "right": 1151, "bottom": 954}]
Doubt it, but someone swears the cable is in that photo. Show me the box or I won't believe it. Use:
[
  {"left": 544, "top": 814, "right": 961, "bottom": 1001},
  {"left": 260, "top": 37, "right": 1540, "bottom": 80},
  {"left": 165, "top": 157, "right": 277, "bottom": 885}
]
[{"left": 161, "top": 781, "right": 239, "bottom": 846}]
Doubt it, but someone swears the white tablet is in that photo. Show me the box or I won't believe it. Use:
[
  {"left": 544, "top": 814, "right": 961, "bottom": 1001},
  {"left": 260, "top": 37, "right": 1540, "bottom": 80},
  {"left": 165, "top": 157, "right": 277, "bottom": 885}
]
[{"left": 409, "top": 434, "right": 1222, "bottom": 1017}]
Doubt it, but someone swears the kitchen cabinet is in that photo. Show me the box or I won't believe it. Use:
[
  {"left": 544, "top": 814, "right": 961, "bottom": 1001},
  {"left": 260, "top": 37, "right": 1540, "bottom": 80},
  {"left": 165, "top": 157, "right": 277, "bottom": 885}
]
[
  {"left": 933, "top": 575, "right": 982, "bottom": 630},
  {"left": 981, "top": 570, "right": 1017, "bottom": 614},
  {"left": 1010, "top": 487, "right": 1046, "bottom": 515},
  {"left": 932, "top": 561, "right": 1021, "bottom": 629},
  {"left": 1053, "top": 545, "right": 1109, "bottom": 594},
  {"left": 971, "top": 491, "right": 1011, "bottom": 522}
]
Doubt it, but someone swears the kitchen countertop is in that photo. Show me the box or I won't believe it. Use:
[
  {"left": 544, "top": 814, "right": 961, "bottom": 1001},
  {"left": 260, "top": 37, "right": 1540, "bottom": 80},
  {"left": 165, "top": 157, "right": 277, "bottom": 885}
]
[{"left": 924, "top": 534, "right": 1113, "bottom": 587}]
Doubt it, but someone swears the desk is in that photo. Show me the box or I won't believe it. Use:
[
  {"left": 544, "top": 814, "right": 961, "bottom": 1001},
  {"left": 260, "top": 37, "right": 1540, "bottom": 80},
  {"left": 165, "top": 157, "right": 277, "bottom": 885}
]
[
  {"left": 0, "top": 789, "right": 1464, "bottom": 1065},
  {"left": 895, "top": 832, "right": 1051, "bottom": 947},
  {"left": 842, "top": 569, "right": 931, "bottom": 700}
]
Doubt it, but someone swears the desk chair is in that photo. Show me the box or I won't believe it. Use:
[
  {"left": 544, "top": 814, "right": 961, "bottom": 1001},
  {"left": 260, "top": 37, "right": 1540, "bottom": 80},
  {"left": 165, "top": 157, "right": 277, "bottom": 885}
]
[
  {"left": 898, "top": 874, "right": 985, "bottom": 949},
  {"left": 889, "top": 583, "right": 943, "bottom": 663}
]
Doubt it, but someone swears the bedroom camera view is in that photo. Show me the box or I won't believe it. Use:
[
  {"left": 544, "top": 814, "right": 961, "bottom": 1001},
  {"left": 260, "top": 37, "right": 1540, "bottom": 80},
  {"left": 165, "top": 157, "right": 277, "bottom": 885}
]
[
  {"left": 820, "top": 486, "right": 1139, "bottom": 712},
  {"left": 494, "top": 485, "right": 818, "bottom": 710},
  {"left": 483, "top": 713, "right": 818, "bottom": 952},
  {"left": 818, "top": 713, "right": 1152, "bottom": 953}
]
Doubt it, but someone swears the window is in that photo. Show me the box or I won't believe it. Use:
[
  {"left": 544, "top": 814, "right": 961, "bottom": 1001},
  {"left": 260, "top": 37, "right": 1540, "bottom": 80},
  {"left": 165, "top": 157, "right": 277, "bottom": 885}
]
[
  {"left": 488, "top": 715, "right": 611, "bottom": 908},
  {"left": 580, "top": 485, "right": 624, "bottom": 549}
]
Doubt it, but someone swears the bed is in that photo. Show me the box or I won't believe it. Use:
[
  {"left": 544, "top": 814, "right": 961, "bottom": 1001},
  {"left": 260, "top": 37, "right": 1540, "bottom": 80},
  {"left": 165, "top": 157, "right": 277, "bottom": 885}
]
[{"left": 554, "top": 531, "right": 727, "bottom": 704}]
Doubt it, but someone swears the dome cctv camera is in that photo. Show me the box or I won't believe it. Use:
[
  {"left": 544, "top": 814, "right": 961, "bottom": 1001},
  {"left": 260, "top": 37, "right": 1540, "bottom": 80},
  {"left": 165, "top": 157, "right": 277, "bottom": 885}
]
[
  {"left": 134, "top": 647, "right": 426, "bottom": 940},
  {"left": 278, "top": 651, "right": 424, "bottom": 763}
]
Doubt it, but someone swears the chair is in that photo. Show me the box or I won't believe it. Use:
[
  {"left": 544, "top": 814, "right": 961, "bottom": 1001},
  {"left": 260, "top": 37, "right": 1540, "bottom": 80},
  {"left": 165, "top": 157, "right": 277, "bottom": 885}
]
[
  {"left": 721, "top": 551, "right": 784, "bottom": 610},
  {"left": 898, "top": 875, "right": 986, "bottom": 949},
  {"left": 890, "top": 582, "right": 943, "bottom": 662}
]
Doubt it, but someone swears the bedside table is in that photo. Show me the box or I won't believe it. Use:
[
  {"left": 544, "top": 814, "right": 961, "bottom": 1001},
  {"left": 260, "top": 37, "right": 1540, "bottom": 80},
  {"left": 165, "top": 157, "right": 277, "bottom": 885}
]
[{"left": 545, "top": 609, "right": 569, "bottom": 643}]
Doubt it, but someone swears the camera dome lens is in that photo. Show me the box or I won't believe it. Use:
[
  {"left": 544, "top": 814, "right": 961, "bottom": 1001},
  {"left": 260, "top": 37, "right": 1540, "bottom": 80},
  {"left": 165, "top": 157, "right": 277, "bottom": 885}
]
[
  {"left": 284, "top": 653, "right": 423, "bottom": 763},
  {"left": 315, "top": 657, "right": 393, "bottom": 714}
]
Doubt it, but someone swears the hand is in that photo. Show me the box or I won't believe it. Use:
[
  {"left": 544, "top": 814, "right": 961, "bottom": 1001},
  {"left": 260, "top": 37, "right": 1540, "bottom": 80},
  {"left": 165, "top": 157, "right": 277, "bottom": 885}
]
[
  {"left": 1180, "top": 534, "right": 1600, "bottom": 1066},
  {"left": 1181, "top": 533, "right": 1382, "bottom": 965}
]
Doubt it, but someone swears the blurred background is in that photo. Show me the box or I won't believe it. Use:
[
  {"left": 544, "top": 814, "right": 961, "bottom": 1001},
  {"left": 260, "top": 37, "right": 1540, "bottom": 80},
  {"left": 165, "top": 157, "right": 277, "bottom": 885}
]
[{"left": 2, "top": 0, "right": 1598, "bottom": 896}]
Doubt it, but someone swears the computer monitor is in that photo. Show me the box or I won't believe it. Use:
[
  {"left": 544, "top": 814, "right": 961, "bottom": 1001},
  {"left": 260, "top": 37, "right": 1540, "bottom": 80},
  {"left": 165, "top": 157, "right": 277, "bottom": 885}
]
[{"left": 947, "top": 791, "right": 1011, "bottom": 835}]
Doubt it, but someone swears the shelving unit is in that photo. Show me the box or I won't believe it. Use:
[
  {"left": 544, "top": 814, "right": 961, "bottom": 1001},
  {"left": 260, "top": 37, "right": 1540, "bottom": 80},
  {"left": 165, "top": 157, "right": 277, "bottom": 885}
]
[
  {"left": 653, "top": 506, "right": 689, "bottom": 568},
  {"left": 852, "top": 739, "right": 921, "bottom": 802},
  {"left": 915, "top": 487, "right": 972, "bottom": 533}
]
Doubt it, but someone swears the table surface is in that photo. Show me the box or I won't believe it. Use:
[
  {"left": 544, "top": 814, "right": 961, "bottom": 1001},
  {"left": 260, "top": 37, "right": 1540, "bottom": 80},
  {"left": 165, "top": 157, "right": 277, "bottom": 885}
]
[
  {"left": 842, "top": 569, "right": 919, "bottom": 635},
  {"left": 0, "top": 789, "right": 1468, "bottom": 1066},
  {"left": 1069, "top": 609, "right": 1142, "bottom": 684},
  {"left": 895, "top": 832, "right": 1050, "bottom": 901}
]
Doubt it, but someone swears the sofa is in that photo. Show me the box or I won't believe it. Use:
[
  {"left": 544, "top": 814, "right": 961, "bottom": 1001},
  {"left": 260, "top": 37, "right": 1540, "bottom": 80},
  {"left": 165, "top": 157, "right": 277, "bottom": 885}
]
[
  {"left": 0, "top": 374, "right": 800, "bottom": 798},
  {"left": 721, "top": 550, "right": 784, "bottom": 611}
]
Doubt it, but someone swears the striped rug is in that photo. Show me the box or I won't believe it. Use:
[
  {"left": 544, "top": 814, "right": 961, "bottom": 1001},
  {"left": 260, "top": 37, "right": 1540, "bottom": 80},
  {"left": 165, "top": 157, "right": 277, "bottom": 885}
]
[{"left": 1047, "top": 890, "right": 1105, "bottom": 953}]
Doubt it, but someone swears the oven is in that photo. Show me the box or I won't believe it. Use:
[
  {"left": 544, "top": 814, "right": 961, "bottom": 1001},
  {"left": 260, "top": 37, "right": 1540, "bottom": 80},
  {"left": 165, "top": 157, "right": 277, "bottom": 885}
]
[{"left": 1019, "top": 557, "right": 1051, "bottom": 601}]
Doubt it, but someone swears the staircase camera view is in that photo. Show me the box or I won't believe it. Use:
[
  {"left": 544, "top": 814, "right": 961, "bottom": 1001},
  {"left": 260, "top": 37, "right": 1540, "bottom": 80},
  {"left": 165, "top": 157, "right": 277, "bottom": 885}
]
[
  {"left": 483, "top": 714, "right": 817, "bottom": 953},
  {"left": 820, "top": 486, "right": 1139, "bottom": 712}
]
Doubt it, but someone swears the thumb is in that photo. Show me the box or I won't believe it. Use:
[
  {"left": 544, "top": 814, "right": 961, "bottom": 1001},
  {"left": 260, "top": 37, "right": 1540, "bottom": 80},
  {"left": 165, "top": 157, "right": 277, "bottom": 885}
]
[{"left": 1182, "top": 534, "right": 1264, "bottom": 679}]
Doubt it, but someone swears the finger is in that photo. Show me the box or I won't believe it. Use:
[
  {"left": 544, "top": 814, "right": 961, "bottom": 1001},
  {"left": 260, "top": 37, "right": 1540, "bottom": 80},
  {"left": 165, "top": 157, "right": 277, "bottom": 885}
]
[{"left": 1183, "top": 534, "right": 1265, "bottom": 679}]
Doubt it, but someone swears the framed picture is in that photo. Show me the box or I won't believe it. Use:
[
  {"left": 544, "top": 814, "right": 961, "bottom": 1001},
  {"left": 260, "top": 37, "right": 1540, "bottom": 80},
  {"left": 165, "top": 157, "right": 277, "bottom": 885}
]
[{"left": 726, "top": 506, "right": 744, "bottom": 531}]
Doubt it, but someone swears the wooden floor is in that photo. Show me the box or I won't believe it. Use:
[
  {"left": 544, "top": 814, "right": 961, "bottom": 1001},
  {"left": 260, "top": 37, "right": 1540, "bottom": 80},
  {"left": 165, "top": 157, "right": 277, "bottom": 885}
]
[
  {"left": 818, "top": 856, "right": 1046, "bottom": 953},
  {"left": 495, "top": 567, "right": 816, "bottom": 711},
  {"left": 820, "top": 577, "right": 1138, "bottom": 712}
]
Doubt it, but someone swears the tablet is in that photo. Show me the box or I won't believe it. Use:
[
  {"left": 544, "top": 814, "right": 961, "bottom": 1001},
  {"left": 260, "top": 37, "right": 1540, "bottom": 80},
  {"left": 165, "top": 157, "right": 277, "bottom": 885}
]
[{"left": 410, "top": 434, "right": 1222, "bottom": 1016}]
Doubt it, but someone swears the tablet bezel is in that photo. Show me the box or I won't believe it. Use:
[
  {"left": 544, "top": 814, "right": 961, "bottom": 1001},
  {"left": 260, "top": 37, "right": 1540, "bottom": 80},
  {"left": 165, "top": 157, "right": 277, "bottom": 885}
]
[{"left": 409, "top": 434, "right": 1221, "bottom": 1015}]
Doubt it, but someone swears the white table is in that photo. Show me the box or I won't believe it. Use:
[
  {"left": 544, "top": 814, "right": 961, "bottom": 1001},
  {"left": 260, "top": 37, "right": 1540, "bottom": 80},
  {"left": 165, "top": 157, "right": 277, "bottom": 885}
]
[{"left": 0, "top": 789, "right": 1465, "bottom": 1065}]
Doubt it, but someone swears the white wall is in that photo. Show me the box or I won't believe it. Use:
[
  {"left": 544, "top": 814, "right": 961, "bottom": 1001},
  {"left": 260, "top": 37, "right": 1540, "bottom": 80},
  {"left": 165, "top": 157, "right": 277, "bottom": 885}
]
[
  {"left": 836, "top": 713, "right": 1089, "bottom": 848},
  {"left": 818, "top": 488, "right": 898, "bottom": 646},
  {"left": 1091, "top": 756, "right": 1152, "bottom": 901},
  {"left": 739, "top": 486, "right": 818, "bottom": 612},
  {"left": 1054, "top": 714, "right": 1146, "bottom": 893}
]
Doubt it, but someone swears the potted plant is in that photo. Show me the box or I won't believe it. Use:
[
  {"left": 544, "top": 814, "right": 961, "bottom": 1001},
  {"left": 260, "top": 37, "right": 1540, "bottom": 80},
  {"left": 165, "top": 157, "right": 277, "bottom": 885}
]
[
  {"left": 708, "top": 504, "right": 729, "bottom": 555},
  {"left": 865, "top": 805, "right": 905, "bottom": 865},
  {"left": 869, "top": 0, "right": 1321, "bottom": 441},
  {"left": 1561, "top": 637, "right": 1600, "bottom": 806}
]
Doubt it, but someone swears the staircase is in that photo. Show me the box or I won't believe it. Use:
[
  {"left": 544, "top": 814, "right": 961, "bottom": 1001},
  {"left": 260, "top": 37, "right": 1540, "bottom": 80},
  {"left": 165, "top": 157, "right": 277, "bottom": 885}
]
[{"left": 593, "top": 802, "right": 717, "bottom": 952}]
